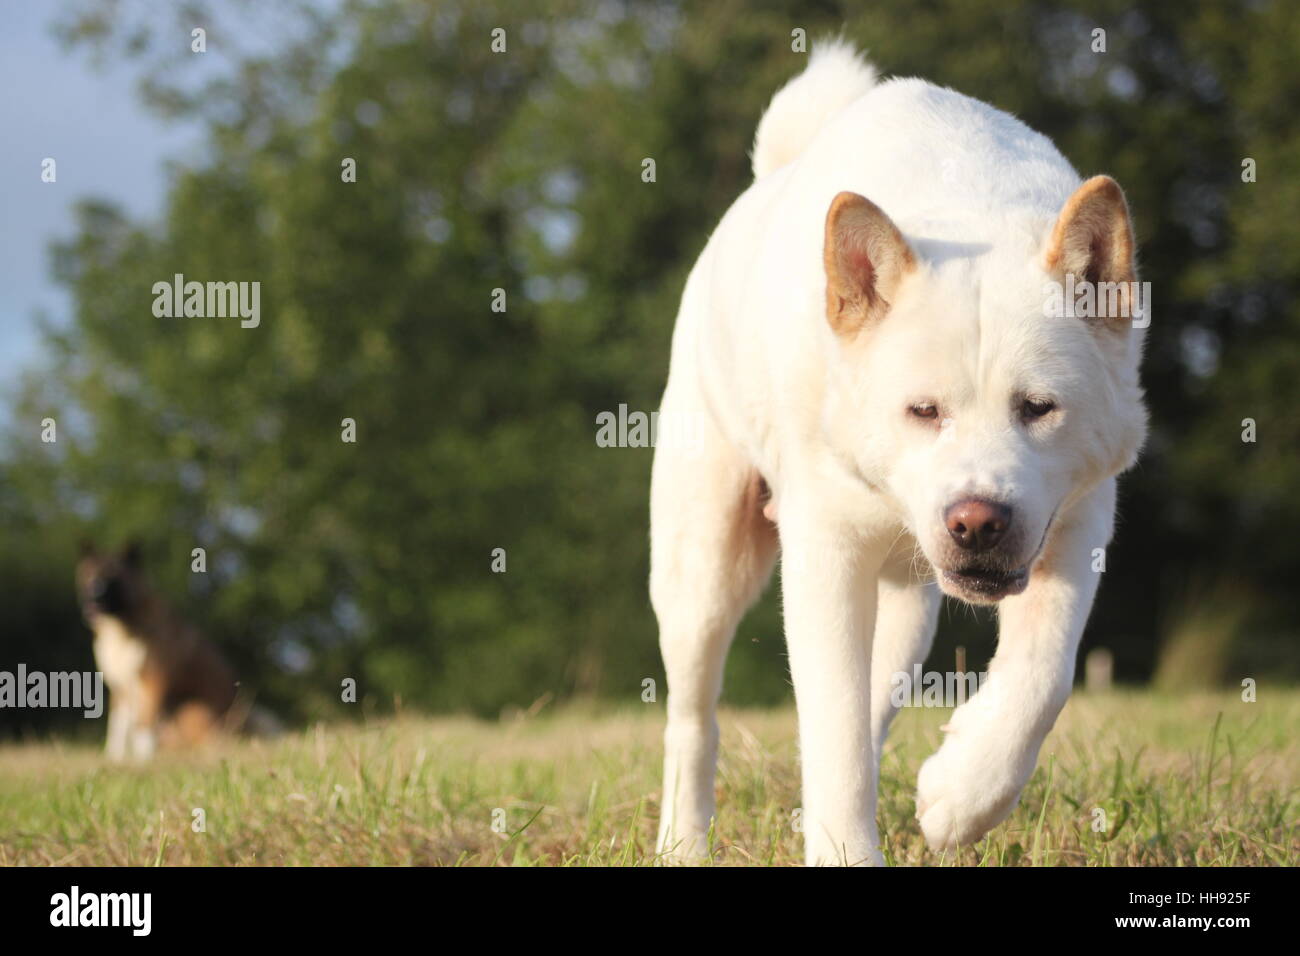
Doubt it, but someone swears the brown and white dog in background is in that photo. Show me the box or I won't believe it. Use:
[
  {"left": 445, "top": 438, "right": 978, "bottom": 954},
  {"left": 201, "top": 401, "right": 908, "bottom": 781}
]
[{"left": 76, "top": 542, "right": 269, "bottom": 760}]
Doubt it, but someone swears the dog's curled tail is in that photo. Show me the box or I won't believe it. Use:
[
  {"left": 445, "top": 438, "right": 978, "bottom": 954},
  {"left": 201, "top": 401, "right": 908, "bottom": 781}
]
[{"left": 751, "top": 38, "right": 877, "bottom": 180}]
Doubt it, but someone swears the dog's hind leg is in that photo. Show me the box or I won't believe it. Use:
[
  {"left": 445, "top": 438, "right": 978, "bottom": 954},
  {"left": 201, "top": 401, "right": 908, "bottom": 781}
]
[
  {"left": 166, "top": 701, "right": 222, "bottom": 747},
  {"left": 650, "top": 395, "right": 778, "bottom": 863}
]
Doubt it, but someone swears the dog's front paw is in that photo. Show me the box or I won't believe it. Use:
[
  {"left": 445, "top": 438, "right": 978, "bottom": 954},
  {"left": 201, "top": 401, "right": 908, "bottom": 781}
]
[
  {"left": 803, "top": 834, "right": 886, "bottom": 867},
  {"left": 655, "top": 821, "right": 712, "bottom": 866},
  {"left": 915, "top": 738, "right": 1026, "bottom": 851}
]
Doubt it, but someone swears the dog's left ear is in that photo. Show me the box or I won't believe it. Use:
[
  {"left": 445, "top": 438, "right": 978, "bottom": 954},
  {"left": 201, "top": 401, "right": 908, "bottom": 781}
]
[
  {"left": 1044, "top": 176, "right": 1136, "bottom": 318},
  {"left": 824, "top": 191, "right": 916, "bottom": 337},
  {"left": 122, "top": 540, "right": 143, "bottom": 568}
]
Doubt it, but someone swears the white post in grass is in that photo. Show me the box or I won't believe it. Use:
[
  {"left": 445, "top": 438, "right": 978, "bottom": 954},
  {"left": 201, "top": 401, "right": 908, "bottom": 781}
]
[{"left": 1085, "top": 647, "right": 1114, "bottom": 692}]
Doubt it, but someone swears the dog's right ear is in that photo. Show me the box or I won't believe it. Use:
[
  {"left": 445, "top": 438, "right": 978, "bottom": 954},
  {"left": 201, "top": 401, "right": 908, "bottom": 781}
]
[
  {"left": 823, "top": 191, "right": 916, "bottom": 336},
  {"left": 78, "top": 539, "right": 97, "bottom": 559}
]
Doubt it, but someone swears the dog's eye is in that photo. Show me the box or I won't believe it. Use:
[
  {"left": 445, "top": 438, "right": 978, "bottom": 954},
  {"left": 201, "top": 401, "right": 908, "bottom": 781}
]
[
  {"left": 1021, "top": 398, "right": 1056, "bottom": 420},
  {"left": 909, "top": 402, "right": 939, "bottom": 421}
]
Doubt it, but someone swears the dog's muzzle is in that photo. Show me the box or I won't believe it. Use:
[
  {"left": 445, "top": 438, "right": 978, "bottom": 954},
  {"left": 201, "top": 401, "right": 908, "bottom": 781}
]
[{"left": 940, "top": 564, "right": 1030, "bottom": 603}]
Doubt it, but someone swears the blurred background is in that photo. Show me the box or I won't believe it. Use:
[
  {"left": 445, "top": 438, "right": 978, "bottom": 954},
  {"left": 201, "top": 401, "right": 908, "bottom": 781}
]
[{"left": 2, "top": 0, "right": 1298, "bottom": 739}]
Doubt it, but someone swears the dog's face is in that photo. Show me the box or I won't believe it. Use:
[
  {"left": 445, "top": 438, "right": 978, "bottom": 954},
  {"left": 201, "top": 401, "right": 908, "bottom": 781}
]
[
  {"left": 822, "top": 179, "right": 1147, "bottom": 604},
  {"left": 76, "top": 543, "right": 146, "bottom": 624}
]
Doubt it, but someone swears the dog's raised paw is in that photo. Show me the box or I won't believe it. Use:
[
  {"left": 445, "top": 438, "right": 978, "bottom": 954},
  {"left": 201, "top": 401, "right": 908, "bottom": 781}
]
[{"left": 915, "top": 748, "right": 1022, "bottom": 852}]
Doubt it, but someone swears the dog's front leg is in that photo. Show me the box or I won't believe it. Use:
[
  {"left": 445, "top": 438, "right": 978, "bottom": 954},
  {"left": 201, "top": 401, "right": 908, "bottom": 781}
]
[
  {"left": 916, "top": 480, "right": 1115, "bottom": 851},
  {"left": 781, "top": 496, "right": 882, "bottom": 866},
  {"left": 129, "top": 674, "right": 164, "bottom": 762},
  {"left": 105, "top": 693, "right": 130, "bottom": 761}
]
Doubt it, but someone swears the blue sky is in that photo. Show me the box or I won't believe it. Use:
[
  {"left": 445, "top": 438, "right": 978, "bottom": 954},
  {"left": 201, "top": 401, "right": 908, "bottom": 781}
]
[{"left": 0, "top": 4, "right": 203, "bottom": 384}]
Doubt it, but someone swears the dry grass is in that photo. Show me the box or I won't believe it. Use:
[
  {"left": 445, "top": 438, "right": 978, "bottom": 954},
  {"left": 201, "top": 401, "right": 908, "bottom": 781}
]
[{"left": 1, "top": 689, "right": 1295, "bottom": 865}]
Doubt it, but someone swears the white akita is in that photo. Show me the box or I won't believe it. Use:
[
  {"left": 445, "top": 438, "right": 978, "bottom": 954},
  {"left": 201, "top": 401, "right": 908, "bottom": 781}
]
[{"left": 650, "top": 40, "right": 1147, "bottom": 865}]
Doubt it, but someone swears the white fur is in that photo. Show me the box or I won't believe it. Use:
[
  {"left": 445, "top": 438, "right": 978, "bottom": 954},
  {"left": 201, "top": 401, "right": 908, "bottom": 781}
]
[
  {"left": 652, "top": 43, "right": 1147, "bottom": 865},
  {"left": 751, "top": 39, "right": 877, "bottom": 180},
  {"left": 92, "top": 615, "right": 156, "bottom": 761}
]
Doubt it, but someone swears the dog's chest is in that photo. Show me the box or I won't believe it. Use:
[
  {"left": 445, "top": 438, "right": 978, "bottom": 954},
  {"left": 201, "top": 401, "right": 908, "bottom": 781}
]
[{"left": 93, "top": 618, "right": 149, "bottom": 688}]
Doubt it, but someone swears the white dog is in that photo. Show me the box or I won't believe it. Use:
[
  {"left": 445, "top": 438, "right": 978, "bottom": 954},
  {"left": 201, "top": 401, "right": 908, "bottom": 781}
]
[{"left": 650, "top": 40, "right": 1147, "bottom": 865}]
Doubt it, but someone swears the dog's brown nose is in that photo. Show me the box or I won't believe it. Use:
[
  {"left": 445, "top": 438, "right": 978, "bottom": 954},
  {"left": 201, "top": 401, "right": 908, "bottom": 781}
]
[{"left": 945, "top": 499, "right": 1012, "bottom": 551}]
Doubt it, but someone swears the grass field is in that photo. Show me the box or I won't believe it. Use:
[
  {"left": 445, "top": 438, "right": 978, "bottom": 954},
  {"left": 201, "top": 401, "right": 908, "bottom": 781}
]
[{"left": 1, "top": 690, "right": 1295, "bottom": 866}]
